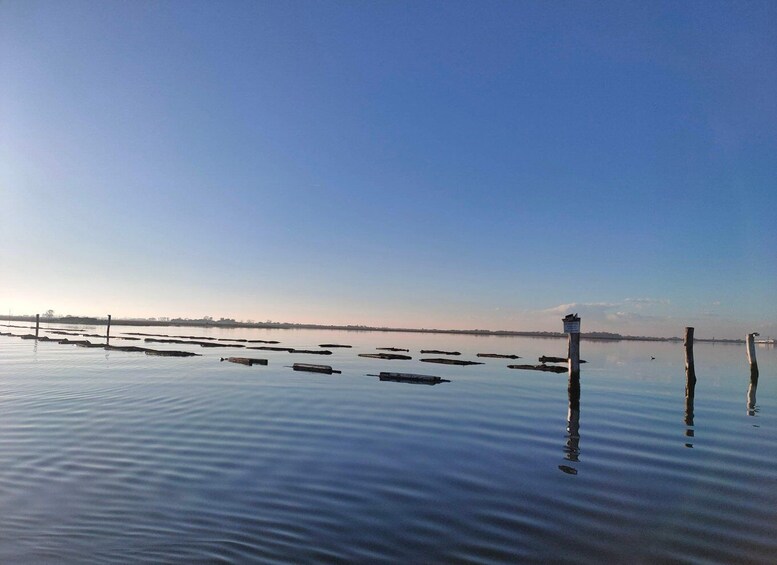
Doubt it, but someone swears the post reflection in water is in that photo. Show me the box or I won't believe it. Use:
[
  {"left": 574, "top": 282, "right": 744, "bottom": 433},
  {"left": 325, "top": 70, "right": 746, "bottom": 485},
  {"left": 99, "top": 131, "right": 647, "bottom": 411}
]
[
  {"left": 747, "top": 365, "right": 759, "bottom": 417},
  {"left": 559, "top": 374, "right": 581, "bottom": 475},
  {"left": 684, "top": 363, "right": 696, "bottom": 448}
]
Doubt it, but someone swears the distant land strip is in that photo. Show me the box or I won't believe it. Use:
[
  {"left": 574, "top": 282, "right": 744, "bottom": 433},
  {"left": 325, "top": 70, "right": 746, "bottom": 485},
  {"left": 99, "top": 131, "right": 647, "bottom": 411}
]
[{"left": 0, "top": 315, "right": 746, "bottom": 343}]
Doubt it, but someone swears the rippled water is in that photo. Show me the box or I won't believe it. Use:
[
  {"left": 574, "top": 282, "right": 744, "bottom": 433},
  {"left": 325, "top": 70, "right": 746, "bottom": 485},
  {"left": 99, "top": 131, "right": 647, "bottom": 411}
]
[{"left": 1, "top": 324, "right": 776, "bottom": 563}]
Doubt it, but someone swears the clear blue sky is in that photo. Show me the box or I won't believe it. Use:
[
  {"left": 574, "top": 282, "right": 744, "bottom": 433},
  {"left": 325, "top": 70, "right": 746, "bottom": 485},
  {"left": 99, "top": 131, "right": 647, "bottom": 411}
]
[{"left": 1, "top": 0, "right": 775, "bottom": 338}]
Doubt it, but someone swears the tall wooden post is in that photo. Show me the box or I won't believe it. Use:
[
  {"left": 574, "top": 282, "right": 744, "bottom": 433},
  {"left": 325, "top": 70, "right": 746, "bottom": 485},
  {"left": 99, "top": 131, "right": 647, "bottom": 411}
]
[
  {"left": 563, "top": 314, "right": 581, "bottom": 379},
  {"left": 35, "top": 314, "right": 40, "bottom": 339},
  {"left": 106, "top": 314, "right": 112, "bottom": 345},
  {"left": 746, "top": 332, "right": 759, "bottom": 375},
  {"left": 684, "top": 327, "right": 695, "bottom": 382}
]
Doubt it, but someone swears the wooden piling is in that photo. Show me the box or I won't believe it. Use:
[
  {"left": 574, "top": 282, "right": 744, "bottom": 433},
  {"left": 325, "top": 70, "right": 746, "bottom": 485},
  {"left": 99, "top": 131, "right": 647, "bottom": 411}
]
[
  {"left": 568, "top": 333, "right": 580, "bottom": 378},
  {"left": 684, "top": 327, "right": 695, "bottom": 382},
  {"left": 106, "top": 314, "right": 112, "bottom": 345},
  {"left": 746, "top": 332, "right": 759, "bottom": 374},
  {"left": 566, "top": 374, "right": 581, "bottom": 462},
  {"left": 35, "top": 314, "right": 40, "bottom": 338}
]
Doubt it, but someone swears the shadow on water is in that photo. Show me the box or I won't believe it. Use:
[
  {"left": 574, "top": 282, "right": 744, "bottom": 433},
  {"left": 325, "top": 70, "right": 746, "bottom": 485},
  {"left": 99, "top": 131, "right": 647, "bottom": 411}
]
[
  {"left": 747, "top": 365, "right": 759, "bottom": 417},
  {"left": 685, "top": 363, "right": 696, "bottom": 448},
  {"left": 559, "top": 373, "right": 580, "bottom": 475}
]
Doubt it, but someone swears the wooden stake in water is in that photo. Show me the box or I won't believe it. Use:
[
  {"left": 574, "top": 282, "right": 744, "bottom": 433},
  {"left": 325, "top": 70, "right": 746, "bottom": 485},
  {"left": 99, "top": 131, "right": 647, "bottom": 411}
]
[
  {"left": 106, "top": 314, "right": 112, "bottom": 345},
  {"left": 35, "top": 314, "right": 40, "bottom": 339},
  {"left": 684, "top": 327, "right": 695, "bottom": 382},
  {"left": 746, "top": 332, "right": 759, "bottom": 376},
  {"left": 563, "top": 314, "right": 581, "bottom": 379}
]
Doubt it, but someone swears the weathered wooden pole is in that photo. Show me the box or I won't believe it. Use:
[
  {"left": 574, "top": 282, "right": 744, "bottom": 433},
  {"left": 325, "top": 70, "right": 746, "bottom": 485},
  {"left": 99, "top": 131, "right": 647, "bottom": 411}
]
[
  {"left": 564, "top": 314, "right": 581, "bottom": 379},
  {"left": 746, "top": 332, "right": 759, "bottom": 376},
  {"left": 684, "top": 327, "right": 695, "bottom": 382},
  {"left": 106, "top": 314, "right": 112, "bottom": 345},
  {"left": 35, "top": 314, "right": 40, "bottom": 338}
]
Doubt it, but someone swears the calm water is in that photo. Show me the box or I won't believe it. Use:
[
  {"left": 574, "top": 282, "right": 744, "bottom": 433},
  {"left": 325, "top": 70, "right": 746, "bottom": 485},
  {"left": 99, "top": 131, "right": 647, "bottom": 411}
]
[{"left": 1, "top": 324, "right": 776, "bottom": 563}]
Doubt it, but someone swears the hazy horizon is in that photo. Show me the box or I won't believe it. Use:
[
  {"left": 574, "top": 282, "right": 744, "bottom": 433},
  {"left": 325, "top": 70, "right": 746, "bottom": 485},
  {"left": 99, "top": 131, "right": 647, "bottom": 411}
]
[{"left": 2, "top": 1, "right": 775, "bottom": 341}]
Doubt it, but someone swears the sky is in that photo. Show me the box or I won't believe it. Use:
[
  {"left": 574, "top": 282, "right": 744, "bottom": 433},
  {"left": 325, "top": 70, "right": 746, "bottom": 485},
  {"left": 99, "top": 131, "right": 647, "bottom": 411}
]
[{"left": 1, "top": 0, "right": 775, "bottom": 338}]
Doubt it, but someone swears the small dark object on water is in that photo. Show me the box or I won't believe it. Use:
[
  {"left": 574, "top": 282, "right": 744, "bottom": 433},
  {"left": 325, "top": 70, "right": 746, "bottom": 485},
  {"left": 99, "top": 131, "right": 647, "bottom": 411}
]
[
  {"left": 538, "top": 356, "right": 587, "bottom": 364},
  {"left": 377, "top": 372, "right": 450, "bottom": 385},
  {"left": 292, "top": 363, "right": 341, "bottom": 374},
  {"left": 359, "top": 353, "right": 412, "bottom": 360},
  {"left": 144, "top": 349, "right": 199, "bottom": 357},
  {"left": 420, "top": 358, "right": 483, "bottom": 366},
  {"left": 376, "top": 347, "right": 409, "bottom": 352},
  {"left": 508, "top": 364, "right": 567, "bottom": 373},
  {"left": 105, "top": 345, "right": 150, "bottom": 353},
  {"left": 291, "top": 349, "right": 332, "bottom": 355},
  {"left": 220, "top": 357, "right": 268, "bottom": 366},
  {"left": 247, "top": 340, "right": 281, "bottom": 344},
  {"left": 319, "top": 343, "right": 352, "bottom": 348},
  {"left": 420, "top": 350, "right": 461, "bottom": 355},
  {"left": 651, "top": 356, "right": 656, "bottom": 360},
  {"left": 248, "top": 346, "right": 295, "bottom": 352},
  {"left": 558, "top": 465, "right": 578, "bottom": 475},
  {"left": 477, "top": 353, "right": 521, "bottom": 359}
]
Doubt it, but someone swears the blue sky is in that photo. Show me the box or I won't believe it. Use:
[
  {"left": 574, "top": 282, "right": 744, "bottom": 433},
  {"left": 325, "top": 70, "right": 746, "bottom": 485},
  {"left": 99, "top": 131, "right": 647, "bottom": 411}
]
[{"left": 1, "top": 1, "right": 775, "bottom": 338}]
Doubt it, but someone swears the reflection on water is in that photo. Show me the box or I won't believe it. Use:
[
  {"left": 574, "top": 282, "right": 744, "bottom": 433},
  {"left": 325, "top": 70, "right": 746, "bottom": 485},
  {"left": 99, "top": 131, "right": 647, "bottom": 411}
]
[
  {"left": 748, "top": 365, "right": 759, "bottom": 417},
  {"left": 560, "top": 374, "right": 581, "bottom": 474},
  {"left": 685, "top": 366, "right": 696, "bottom": 448}
]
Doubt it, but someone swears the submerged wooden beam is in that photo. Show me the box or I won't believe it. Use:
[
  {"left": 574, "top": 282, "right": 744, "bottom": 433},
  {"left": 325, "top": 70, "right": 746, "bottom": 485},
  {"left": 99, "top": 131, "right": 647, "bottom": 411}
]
[
  {"left": 378, "top": 372, "right": 450, "bottom": 385},
  {"left": 290, "top": 349, "right": 332, "bottom": 355},
  {"left": 247, "top": 346, "right": 295, "bottom": 352},
  {"left": 220, "top": 357, "right": 268, "bottom": 366},
  {"left": 376, "top": 347, "right": 409, "bottom": 352},
  {"left": 292, "top": 363, "right": 341, "bottom": 374},
  {"left": 359, "top": 353, "right": 412, "bottom": 360},
  {"left": 420, "top": 350, "right": 461, "bottom": 355},
  {"left": 477, "top": 353, "right": 521, "bottom": 359},
  {"left": 508, "top": 364, "right": 567, "bottom": 373},
  {"left": 539, "top": 356, "right": 587, "bottom": 364},
  {"left": 144, "top": 349, "right": 199, "bottom": 357},
  {"left": 420, "top": 358, "right": 483, "bottom": 366},
  {"left": 319, "top": 343, "right": 352, "bottom": 348}
]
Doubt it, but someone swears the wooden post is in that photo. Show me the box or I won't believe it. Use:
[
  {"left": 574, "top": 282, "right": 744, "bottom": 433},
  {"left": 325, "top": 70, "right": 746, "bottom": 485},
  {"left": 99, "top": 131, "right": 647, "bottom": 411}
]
[
  {"left": 746, "top": 332, "right": 759, "bottom": 374},
  {"left": 106, "top": 314, "right": 112, "bottom": 345},
  {"left": 563, "top": 314, "right": 581, "bottom": 379},
  {"left": 684, "top": 327, "right": 695, "bottom": 382},
  {"left": 568, "top": 332, "right": 580, "bottom": 378},
  {"left": 35, "top": 314, "right": 40, "bottom": 338}
]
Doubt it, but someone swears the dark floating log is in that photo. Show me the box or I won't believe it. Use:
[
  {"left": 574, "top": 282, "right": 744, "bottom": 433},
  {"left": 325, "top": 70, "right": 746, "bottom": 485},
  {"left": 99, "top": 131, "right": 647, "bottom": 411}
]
[
  {"left": 121, "top": 337, "right": 142, "bottom": 341},
  {"left": 19, "top": 334, "right": 37, "bottom": 340},
  {"left": 420, "top": 350, "right": 461, "bottom": 355},
  {"left": 378, "top": 372, "right": 450, "bottom": 385},
  {"left": 291, "top": 349, "right": 332, "bottom": 355},
  {"left": 49, "top": 330, "right": 81, "bottom": 336},
  {"left": 420, "top": 358, "right": 483, "bottom": 366},
  {"left": 477, "top": 353, "right": 521, "bottom": 359},
  {"left": 292, "top": 363, "right": 341, "bottom": 374},
  {"left": 248, "top": 346, "right": 295, "bottom": 352},
  {"left": 508, "top": 364, "right": 567, "bottom": 373},
  {"left": 319, "top": 343, "right": 352, "bottom": 348},
  {"left": 558, "top": 465, "right": 578, "bottom": 475},
  {"left": 144, "top": 349, "right": 199, "bottom": 357},
  {"left": 359, "top": 353, "right": 412, "bottom": 360},
  {"left": 376, "top": 347, "right": 409, "bottom": 352},
  {"left": 144, "top": 338, "right": 243, "bottom": 348},
  {"left": 75, "top": 341, "right": 106, "bottom": 348},
  {"left": 247, "top": 340, "right": 281, "bottom": 344},
  {"left": 105, "top": 345, "right": 150, "bottom": 352},
  {"left": 217, "top": 338, "right": 248, "bottom": 342},
  {"left": 220, "top": 357, "right": 268, "bottom": 366},
  {"left": 538, "top": 356, "right": 587, "bottom": 364}
]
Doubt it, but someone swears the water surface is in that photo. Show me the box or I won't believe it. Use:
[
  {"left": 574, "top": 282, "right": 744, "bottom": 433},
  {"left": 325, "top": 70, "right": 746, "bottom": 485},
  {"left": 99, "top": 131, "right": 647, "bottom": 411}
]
[{"left": 1, "top": 325, "right": 775, "bottom": 563}]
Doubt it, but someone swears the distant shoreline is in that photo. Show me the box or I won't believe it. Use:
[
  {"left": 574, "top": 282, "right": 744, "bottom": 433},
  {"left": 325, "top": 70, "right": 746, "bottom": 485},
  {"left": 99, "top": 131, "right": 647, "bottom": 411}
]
[{"left": 0, "top": 315, "right": 746, "bottom": 344}]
